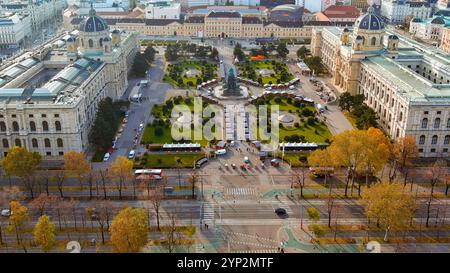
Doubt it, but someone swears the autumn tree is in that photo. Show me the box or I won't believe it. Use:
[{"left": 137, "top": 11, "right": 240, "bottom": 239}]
[
  {"left": 328, "top": 129, "right": 367, "bottom": 197},
  {"left": 110, "top": 207, "right": 148, "bottom": 253},
  {"left": 361, "top": 181, "right": 416, "bottom": 242},
  {"left": 0, "top": 186, "right": 23, "bottom": 246},
  {"left": 357, "top": 128, "right": 391, "bottom": 194},
  {"left": 424, "top": 159, "right": 448, "bottom": 227},
  {"left": 110, "top": 156, "right": 133, "bottom": 199},
  {"left": 30, "top": 194, "right": 58, "bottom": 216},
  {"left": 391, "top": 136, "right": 419, "bottom": 184},
  {"left": 7, "top": 201, "right": 30, "bottom": 252},
  {"left": 308, "top": 149, "right": 333, "bottom": 186},
  {"left": 1, "top": 146, "right": 41, "bottom": 198},
  {"left": 64, "top": 151, "right": 91, "bottom": 190},
  {"left": 33, "top": 215, "right": 56, "bottom": 252}
]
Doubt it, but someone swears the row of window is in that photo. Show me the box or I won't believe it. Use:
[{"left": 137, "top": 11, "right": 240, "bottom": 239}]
[
  {"left": 419, "top": 148, "right": 449, "bottom": 153},
  {"left": 2, "top": 138, "right": 63, "bottom": 148},
  {"left": 0, "top": 114, "right": 59, "bottom": 118},
  {"left": 418, "top": 135, "right": 450, "bottom": 145},
  {"left": 421, "top": 118, "right": 450, "bottom": 129},
  {"left": 0, "top": 121, "right": 61, "bottom": 132}
]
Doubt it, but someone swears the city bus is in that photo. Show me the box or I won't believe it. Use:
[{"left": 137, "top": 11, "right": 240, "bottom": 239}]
[{"left": 134, "top": 169, "right": 163, "bottom": 180}]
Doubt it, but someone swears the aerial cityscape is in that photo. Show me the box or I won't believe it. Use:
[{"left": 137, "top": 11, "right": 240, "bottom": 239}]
[{"left": 0, "top": 0, "right": 449, "bottom": 255}]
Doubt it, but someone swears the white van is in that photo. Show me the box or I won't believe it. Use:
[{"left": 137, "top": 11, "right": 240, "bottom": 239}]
[
  {"left": 215, "top": 149, "right": 227, "bottom": 155},
  {"left": 103, "top": 153, "right": 110, "bottom": 162}
]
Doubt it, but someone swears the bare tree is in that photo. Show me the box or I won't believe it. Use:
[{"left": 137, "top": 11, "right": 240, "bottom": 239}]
[
  {"left": 52, "top": 196, "right": 65, "bottom": 232},
  {"left": 53, "top": 170, "right": 66, "bottom": 198},
  {"left": 188, "top": 170, "right": 199, "bottom": 199},
  {"left": 98, "top": 169, "right": 109, "bottom": 200},
  {"left": 67, "top": 198, "right": 79, "bottom": 232},
  {"left": 38, "top": 170, "right": 51, "bottom": 196},
  {"left": 425, "top": 160, "right": 447, "bottom": 227},
  {"left": 86, "top": 171, "right": 95, "bottom": 200},
  {"left": 163, "top": 212, "right": 180, "bottom": 253},
  {"left": 87, "top": 200, "right": 115, "bottom": 245},
  {"left": 149, "top": 186, "right": 164, "bottom": 231},
  {"left": 29, "top": 194, "right": 58, "bottom": 216},
  {"left": 291, "top": 165, "right": 308, "bottom": 198}
]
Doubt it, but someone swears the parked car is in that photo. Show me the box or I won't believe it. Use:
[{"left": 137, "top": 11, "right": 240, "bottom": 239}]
[
  {"left": 103, "top": 153, "right": 110, "bottom": 162},
  {"left": 128, "top": 150, "right": 136, "bottom": 159},
  {"left": 139, "top": 123, "right": 144, "bottom": 132}
]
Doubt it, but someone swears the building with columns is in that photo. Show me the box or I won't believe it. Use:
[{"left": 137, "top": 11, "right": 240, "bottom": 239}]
[
  {"left": 0, "top": 6, "right": 138, "bottom": 158},
  {"left": 311, "top": 7, "right": 450, "bottom": 158}
]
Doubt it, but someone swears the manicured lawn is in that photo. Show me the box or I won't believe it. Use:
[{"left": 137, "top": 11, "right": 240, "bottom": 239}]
[
  {"left": 279, "top": 152, "right": 308, "bottom": 167},
  {"left": 237, "top": 60, "right": 293, "bottom": 85},
  {"left": 258, "top": 97, "right": 332, "bottom": 143},
  {"left": 164, "top": 60, "right": 217, "bottom": 88},
  {"left": 141, "top": 124, "right": 210, "bottom": 147},
  {"left": 266, "top": 98, "right": 316, "bottom": 113},
  {"left": 145, "top": 96, "right": 211, "bottom": 147},
  {"left": 279, "top": 122, "right": 331, "bottom": 143},
  {"left": 142, "top": 124, "right": 173, "bottom": 145},
  {"left": 136, "top": 153, "right": 205, "bottom": 168}
]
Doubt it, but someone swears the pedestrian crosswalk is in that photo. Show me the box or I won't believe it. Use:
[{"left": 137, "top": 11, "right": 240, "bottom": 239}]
[
  {"left": 222, "top": 231, "right": 279, "bottom": 245},
  {"left": 224, "top": 187, "right": 258, "bottom": 200},
  {"left": 202, "top": 201, "right": 215, "bottom": 225},
  {"left": 231, "top": 249, "right": 278, "bottom": 253}
]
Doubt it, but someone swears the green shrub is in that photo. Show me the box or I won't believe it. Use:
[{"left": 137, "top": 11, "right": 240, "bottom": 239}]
[{"left": 154, "top": 127, "right": 164, "bottom": 136}]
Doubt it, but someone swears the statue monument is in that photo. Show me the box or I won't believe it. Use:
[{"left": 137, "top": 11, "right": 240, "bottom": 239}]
[
  {"left": 222, "top": 68, "right": 242, "bottom": 97},
  {"left": 212, "top": 63, "right": 249, "bottom": 99}
]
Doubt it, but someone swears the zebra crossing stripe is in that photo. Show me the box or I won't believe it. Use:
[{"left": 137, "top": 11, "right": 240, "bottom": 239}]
[
  {"left": 223, "top": 231, "right": 279, "bottom": 244},
  {"left": 225, "top": 188, "right": 257, "bottom": 196},
  {"left": 232, "top": 249, "right": 278, "bottom": 253},
  {"left": 230, "top": 240, "right": 277, "bottom": 249}
]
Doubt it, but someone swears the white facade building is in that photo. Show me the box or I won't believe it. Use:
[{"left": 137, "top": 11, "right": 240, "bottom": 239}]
[
  {"left": 0, "top": 0, "right": 66, "bottom": 31},
  {"left": 0, "top": 7, "right": 139, "bottom": 158},
  {"left": 0, "top": 13, "right": 30, "bottom": 48},
  {"left": 311, "top": 8, "right": 450, "bottom": 158},
  {"left": 381, "top": 0, "right": 432, "bottom": 24},
  {"left": 145, "top": 0, "right": 180, "bottom": 19},
  {"left": 409, "top": 16, "right": 450, "bottom": 43}
]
